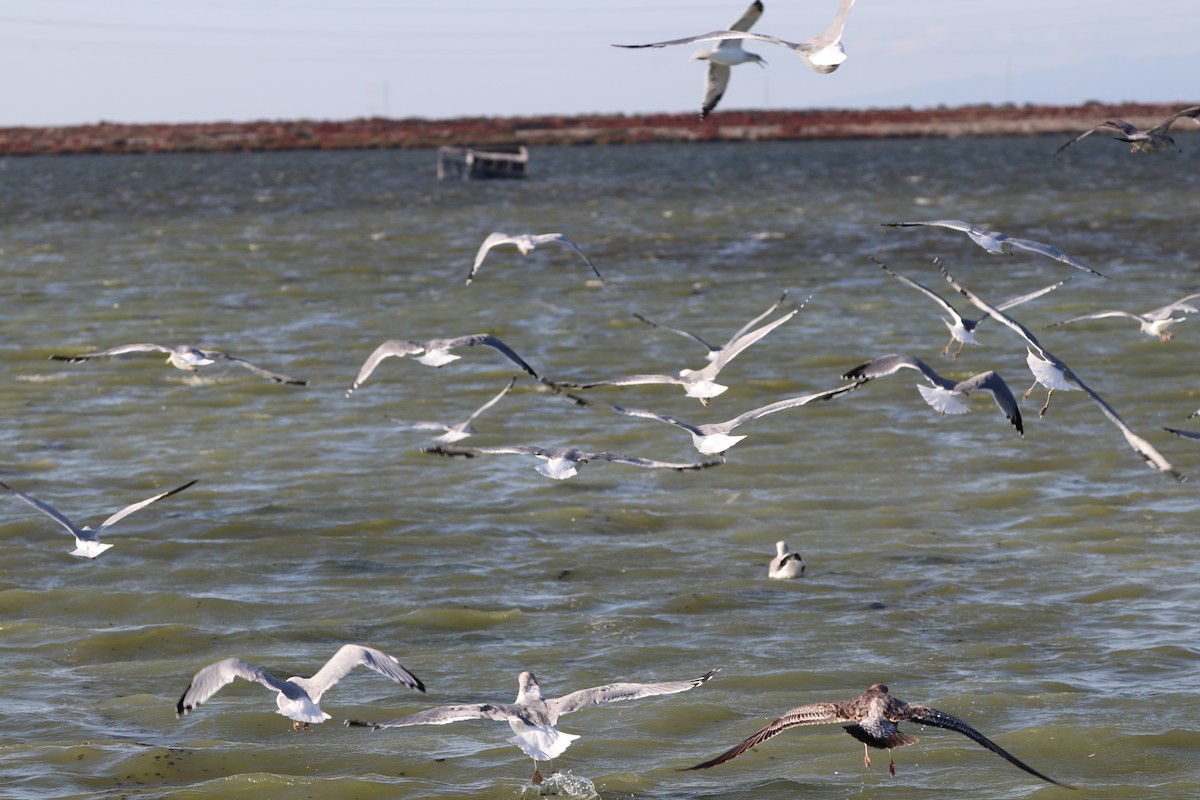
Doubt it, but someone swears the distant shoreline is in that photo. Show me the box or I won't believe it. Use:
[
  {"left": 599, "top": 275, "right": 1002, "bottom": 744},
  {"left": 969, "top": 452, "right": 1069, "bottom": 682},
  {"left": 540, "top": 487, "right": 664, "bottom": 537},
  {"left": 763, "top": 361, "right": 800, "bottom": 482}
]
[{"left": 0, "top": 102, "right": 1194, "bottom": 156}]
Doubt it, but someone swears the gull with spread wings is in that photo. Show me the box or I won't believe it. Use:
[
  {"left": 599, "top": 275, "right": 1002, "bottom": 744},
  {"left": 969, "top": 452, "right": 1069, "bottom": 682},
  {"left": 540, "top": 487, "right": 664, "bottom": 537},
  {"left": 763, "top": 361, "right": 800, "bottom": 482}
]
[
  {"left": 634, "top": 289, "right": 791, "bottom": 363},
  {"left": 606, "top": 382, "right": 859, "bottom": 455},
  {"left": 348, "top": 669, "right": 718, "bottom": 784},
  {"left": 675, "top": 1, "right": 768, "bottom": 118},
  {"left": 882, "top": 220, "right": 1107, "bottom": 279},
  {"left": 346, "top": 335, "right": 539, "bottom": 397},
  {"left": 1054, "top": 106, "right": 1200, "bottom": 155},
  {"left": 615, "top": 0, "right": 855, "bottom": 76},
  {"left": 176, "top": 645, "right": 425, "bottom": 730},
  {"left": 50, "top": 343, "right": 307, "bottom": 385},
  {"left": 875, "top": 258, "right": 1067, "bottom": 357},
  {"left": 688, "top": 683, "right": 1072, "bottom": 787},
  {"left": 422, "top": 444, "right": 722, "bottom": 480},
  {"left": 0, "top": 478, "right": 196, "bottom": 558},
  {"left": 1046, "top": 292, "right": 1200, "bottom": 342},
  {"left": 467, "top": 232, "right": 602, "bottom": 286},
  {"left": 938, "top": 262, "right": 1184, "bottom": 481},
  {"left": 842, "top": 354, "right": 1024, "bottom": 436},
  {"left": 550, "top": 308, "right": 795, "bottom": 405},
  {"left": 387, "top": 377, "right": 516, "bottom": 443}
]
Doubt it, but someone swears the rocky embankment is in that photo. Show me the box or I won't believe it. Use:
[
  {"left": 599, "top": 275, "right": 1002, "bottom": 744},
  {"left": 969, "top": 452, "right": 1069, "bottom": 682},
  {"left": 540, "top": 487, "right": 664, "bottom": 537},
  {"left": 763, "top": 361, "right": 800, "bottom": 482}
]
[{"left": 0, "top": 102, "right": 1193, "bottom": 156}]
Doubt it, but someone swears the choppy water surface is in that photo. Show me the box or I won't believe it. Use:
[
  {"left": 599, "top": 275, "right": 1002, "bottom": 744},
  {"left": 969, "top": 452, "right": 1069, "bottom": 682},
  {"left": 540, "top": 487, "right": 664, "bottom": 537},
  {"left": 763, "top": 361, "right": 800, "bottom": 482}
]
[{"left": 2, "top": 136, "right": 1199, "bottom": 800}]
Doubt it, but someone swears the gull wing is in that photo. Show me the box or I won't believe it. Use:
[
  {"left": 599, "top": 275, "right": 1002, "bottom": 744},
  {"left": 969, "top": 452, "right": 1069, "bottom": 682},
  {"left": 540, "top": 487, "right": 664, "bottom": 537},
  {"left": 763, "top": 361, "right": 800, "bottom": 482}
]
[
  {"left": 710, "top": 382, "right": 861, "bottom": 432},
  {"left": 797, "top": 0, "right": 855, "bottom": 66},
  {"left": 461, "top": 377, "right": 517, "bottom": 425},
  {"left": 588, "top": 451, "right": 723, "bottom": 472},
  {"left": 1046, "top": 310, "right": 1144, "bottom": 328},
  {"left": 1149, "top": 105, "right": 1200, "bottom": 134},
  {"left": 881, "top": 218, "right": 975, "bottom": 235},
  {"left": 297, "top": 644, "right": 425, "bottom": 703},
  {"left": 204, "top": 352, "right": 307, "bottom": 385},
  {"left": 950, "top": 371, "right": 1024, "bottom": 435},
  {"left": 728, "top": 0, "right": 763, "bottom": 32},
  {"left": 50, "top": 343, "right": 172, "bottom": 362},
  {"left": 550, "top": 669, "right": 718, "bottom": 716},
  {"left": 874, "top": 258, "right": 964, "bottom": 325},
  {"left": 725, "top": 289, "right": 791, "bottom": 346},
  {"left": 346, "top": 340, "right": 424, "bottom": 397},
  {"left": 176, "top": 657, "right": 294, "bottom": 716},
  {"left": 1163, "top": 426, "right": 1200, "bottom": 441},
  {"left": 905, "top": 704, "right": 1073, "bottom": 787},
  {"left": 702, "top": 62, "right": 732, "bottom": 118},
  {"left": 438, "top": 334, "right": 541, "bottom": 380},
  {"left": 842, "top": 353, "right": 953, "bottom": 389},
  {"left": 1053, "top": 122, "right": 1121, "bottom": 156},
  {"left": 1000, "top": 235, "right": 1106, "bottom": 278},
  {"left": 347, "top": 702, "right": 525, "bottom": 729},
  {"left": 632, "top": 313, "right": 717, "bottom": 353},
  {"left": 1147, "top": 292, "right": 1200, "bottom": 319},
  {"left": 702, "top": 308, "right": 797, "bottom": 377},
  {"left": 0, "top": 480, "right": 83, "bottom": 537},
  {"left": 96, "top": 479, "right": 197, "bottom": 532},
  {"left": 938, "top": 262, "right": 1183, "bottom": 480},
  {"left": 688, "top": 700, "right": 849, "bottom": 769},
  {"left": 467, "top": 232, "right": 515, "bottom": 283},
  {"left": 995, "top": 277, "right": 1070, "bottom": 311},
  {"left": 530, "top": 234, "right": 604, "bottom": 282},
  {"left": 607, "top": 403, "right": 703, "bottom": 437}
]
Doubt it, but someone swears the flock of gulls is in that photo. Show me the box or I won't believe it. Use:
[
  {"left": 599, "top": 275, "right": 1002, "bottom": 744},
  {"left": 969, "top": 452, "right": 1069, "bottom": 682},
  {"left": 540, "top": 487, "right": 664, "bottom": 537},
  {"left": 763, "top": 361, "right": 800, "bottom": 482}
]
[{"left": 5, "top": 0, "right": 1200, "bottom": 794}]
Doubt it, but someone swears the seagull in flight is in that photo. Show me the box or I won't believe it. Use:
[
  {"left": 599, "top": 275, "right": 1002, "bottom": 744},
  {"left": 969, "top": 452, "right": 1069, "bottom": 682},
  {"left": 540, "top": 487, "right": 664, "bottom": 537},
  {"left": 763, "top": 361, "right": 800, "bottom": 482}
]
[
  {"left": 550, "top": 308, "right": 795, "bottom": 405},
  {"left": 0, "top": 478, "right": 196, "bottom": 558},
  {"left": 387, "top": 377, "right": 516, "bottom": 443},
  {"left": 938, "top": 261, "right": 1184, "bottom": 481},
  {"left": 176, "top": 645, "right": 426, "bottom": 730},
  {"left": 875, "top": 258, "right": 1067, "bottom": 358},
  {"left": 684, "top": 1, "right": 767, "bottom": 119},
  {"left": 634, "top": 289, "right": 791, "bottom": 363},
  {"left": 606, "top": 382, "right": 859, "bottom": 454},
  {"left": 346, "top": 335, "right": 539, "bottom": 397},
  {"left": 1046, "top": 293, "right": 1200, "bottom": 342},
  {"left": 347, "top": 668, "right": 718, "bottom": 784},
  {"left": 768, "top": 540, "right": 805, "bottom": 579},
  {"left": 1054, "top": 106, "right": 1200, "bottom": 155},
  {"left": 687, "top": 683, "right": 1072, "bottom": 787},
  {"left": 50, "top": 343, "right": 308, "bottom": 385},
  {"left": 842, "top": 354, "right": 1024, "bottom": 436},
  {"left": 422, "top": 444, "right": 723, "bottom": 480},
  {"left": 882, "top": 220, "right": 1107, "bottom": 279},
  {"left": 467, "top": 232, "right": 602, "bottom": 286},
  {"left": 615, "top": 0, "right": 855, "bottom": 76}
]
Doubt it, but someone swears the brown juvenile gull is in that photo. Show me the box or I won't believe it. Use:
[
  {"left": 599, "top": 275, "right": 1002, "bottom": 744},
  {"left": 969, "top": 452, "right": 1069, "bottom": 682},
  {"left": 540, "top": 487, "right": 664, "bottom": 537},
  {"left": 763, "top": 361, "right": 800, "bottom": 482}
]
[
  {"left": 50, "top": 343, "right": 307, "bottom": 385},
  {"left": 767, "top": 540, "right": 805, "bottom": 579},
  {"left": 387, "top": 377, "right": 516, "bottom": 443},
  {"left": 550, "top": 308, "right": 795, "bottom": 405},
  {"left": 0, "top": 478, "right": 196, "bottom": 559},
  {"left": 467, "top": 232, "right": 602, "bottom": 286},
  {"left": 348, "top": 668, "right": 718, "bottom": 784},
  {"left": 938, "top": 262, "right": 1184, "bottom": 481},
  {"left": 842, "top": 354, "right": 1023, "bottom": 436},
  {"left": 874, "top": 257, "right": 1067, "bottom": 358},
  {"left": 634, "top": 289, "right": 791, "bottom": 363},
  {"left": 346, "top": 334, "right": 539, "bottom": 397},
  {"left": 176, "top": 645, "right": 425, "bottom": 730},
  {"left": 605, "top": 381, "right": 859, "bottom": 454},
  {"left": 615, "top": 0, "right": 855, "bottom": 76},
  {"left": 881, "top": 220, "right": 1107, "bottom": 279},
  {"left": 1045, "top": 293, "right": 1200, "bottom": 342},
  {"left": 688, "top": 683, "right": 1072, "bottom": 787},
  {"left": 423, "top": 444, "right": 722, "bottom": 480},
  {"left": 1054, "top": 106, "right": 1200, "bottom": 155}
]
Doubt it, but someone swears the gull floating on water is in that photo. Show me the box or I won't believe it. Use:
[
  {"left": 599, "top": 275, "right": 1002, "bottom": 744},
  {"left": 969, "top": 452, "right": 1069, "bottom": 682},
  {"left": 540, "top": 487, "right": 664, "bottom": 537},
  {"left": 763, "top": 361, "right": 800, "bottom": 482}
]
[
  {"left": 346, "top": 335, "right": 539, "bottom": 397},
  {"left": 467, "top": 232, "right": 603, "bottom": 286},
  {"left": 551, "top": 307, "right": 796, "bottom": 405},
  {"left": 615, "top": 0, "right": 855, "bottom": 76},
  {"left": 387, "top": 377, "right": 517, "bottom": 443},
  {"left": 842, "top": 354, "right": 1024, "bottom": 436},
  {"left": 176, "top": 644, "right": 425, "bottom": 730},
  {"left": 768, "top": 540, "right": 805, "bottom": 579},
  {"left": 422, "top": 444, "right": 723, "bottom": 480},
  {"left": 882, "top": 220, "right": 1107, "bottom": 279},
  {"left": 348, "top": 668, "right": 718, "bottom": 783},
  {"left": 0, "top": 478, "right": 196, "bottom": 558},
  {"left": 50, "top": 343, "right": 308, "bottom": 385},
  {"left": 938, "top": 262, "right": 1184, "bottom": 481},
  {"left": 1054, "top": 106, "right": 1200, "bottom": 155},
  {"left": 606, "top": 382, "right": 859, "bottom": 454},
  {"left": 875, "top": 258, "right": 1067, "bottom": 358},
  {"left": 634, "top": 289, "right": 791, "bottom": 363},
  {"left": 688, "top": 683, "right": 1072, "bottom": 787},
  {"left": 1046, "top": 293, "right": 1200, "bottom": 342}
]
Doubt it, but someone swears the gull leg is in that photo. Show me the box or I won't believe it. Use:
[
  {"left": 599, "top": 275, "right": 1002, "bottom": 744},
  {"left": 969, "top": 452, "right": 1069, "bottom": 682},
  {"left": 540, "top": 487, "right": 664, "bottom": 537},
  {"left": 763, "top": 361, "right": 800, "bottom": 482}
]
[
  {"left": 292, "top": 720, "right": 301, "bottom": 732},
  {"left": 941, "top": 336, "right": 954, "bottom": 357},
  {"left": 1024, "top": 379, "right": 1038, "bottom": 400},
  {"left": 888, "top": 751, "right": 896, "bottom": 777},
  {"left": 953, "top": 340, "right": 966, "bottom": 359},
  {"left": 1040, "top": 389, "right": 1054, "bottom": 419},
  {"left": 531, "top": 760, "right": 543, "bottom": 785},
  {"left": 863, "top": 743, "right": 871, "bottom": 769}
]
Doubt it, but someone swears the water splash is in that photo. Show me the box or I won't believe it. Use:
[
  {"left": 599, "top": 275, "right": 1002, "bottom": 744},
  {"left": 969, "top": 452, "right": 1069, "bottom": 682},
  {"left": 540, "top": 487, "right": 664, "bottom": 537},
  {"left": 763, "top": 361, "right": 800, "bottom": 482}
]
[{"left": 521, "top": 770, "right": 599, "bottom": 799}]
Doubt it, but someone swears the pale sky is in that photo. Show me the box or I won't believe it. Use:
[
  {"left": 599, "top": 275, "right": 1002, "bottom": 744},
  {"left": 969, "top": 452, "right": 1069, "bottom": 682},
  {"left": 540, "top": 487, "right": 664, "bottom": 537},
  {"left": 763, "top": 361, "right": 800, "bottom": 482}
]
[{"left": 0, "top": 0, "right": 1197, "bottom": 127}]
